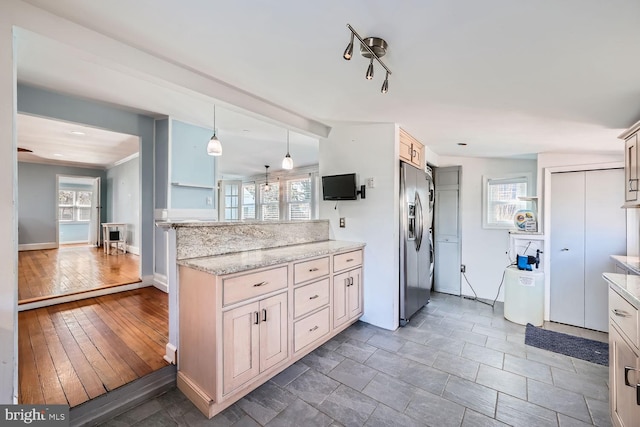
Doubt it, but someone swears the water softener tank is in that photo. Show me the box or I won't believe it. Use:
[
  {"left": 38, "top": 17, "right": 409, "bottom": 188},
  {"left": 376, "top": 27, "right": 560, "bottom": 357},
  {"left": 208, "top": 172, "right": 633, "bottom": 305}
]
[{"left": 503, "top": 266, "right": 544, "bottom": 326}]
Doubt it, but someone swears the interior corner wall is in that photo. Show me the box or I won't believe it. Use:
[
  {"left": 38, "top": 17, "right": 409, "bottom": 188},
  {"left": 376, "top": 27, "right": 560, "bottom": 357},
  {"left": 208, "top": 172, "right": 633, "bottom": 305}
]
[
  {"left": 18, "top": 162, "right": 107, "bottom": 245},
  {"left": 319, "top": 123, "right": 399, "bottom": 330},
  {"left": 438, "top": 156, "right": 538, "bottom": 302},
  {"left": 106, "top": 155, "right": 140, "bottom": 251},
  {"left": 17, "top": 84, "right": 154, "bottom": 276}
]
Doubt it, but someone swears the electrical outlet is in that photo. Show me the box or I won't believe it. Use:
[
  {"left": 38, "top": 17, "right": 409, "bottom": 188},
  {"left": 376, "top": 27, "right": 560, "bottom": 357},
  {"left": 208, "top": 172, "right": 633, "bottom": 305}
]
[
  {"left": 339, "top": 217, "right": 345, "bottom": 228},
  {"left": 460, "top": 264, "right": 466, "bottom": 273},
  {"left": 366, "top": 177, "right": 375, "bottom": 188},
  {"left": 206, "top": 196, "right": 213, "bottom": 205}
]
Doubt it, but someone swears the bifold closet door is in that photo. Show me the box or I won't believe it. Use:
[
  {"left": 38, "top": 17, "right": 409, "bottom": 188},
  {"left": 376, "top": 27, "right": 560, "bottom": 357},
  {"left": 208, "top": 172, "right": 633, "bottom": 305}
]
[
  {"left": 550, "top": 171, "right": 586, "bottom": 327},
  {"left": 550, "top": 168, "right": 625, "bottom": 332},
  {"left": 584, "top": 169, "right": 625, "bottom": 331}
]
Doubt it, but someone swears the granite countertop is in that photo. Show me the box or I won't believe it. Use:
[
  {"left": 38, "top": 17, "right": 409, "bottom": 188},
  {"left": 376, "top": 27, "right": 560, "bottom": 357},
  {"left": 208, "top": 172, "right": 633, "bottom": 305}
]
[
  {"left": 603, "top": 272, "right": 640, "bottom": 309},
  {"left": 611, "top": 255, "right": 640, "bottom": 275},
  {"left": 157, "top": 219, "right": 328, "bottom": 228},
  {"left": 178, "top": 240, "right": 365, "bottom": 275}
]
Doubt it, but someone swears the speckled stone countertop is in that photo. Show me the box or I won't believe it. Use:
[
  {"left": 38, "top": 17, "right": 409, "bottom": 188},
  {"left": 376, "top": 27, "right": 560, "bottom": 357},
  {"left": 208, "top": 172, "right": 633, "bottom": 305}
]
[
  {"left": 604, "top": 272, "right": 640, "bottom": 309},
  {"left": 611, "top": 255, "right": 640, "bottom": 275},
  {"left": 157, "top": 219, "right": 328, "bottom": 227},
  {"left": 178, "top": 240, "right": 365, "bottom": 275}
]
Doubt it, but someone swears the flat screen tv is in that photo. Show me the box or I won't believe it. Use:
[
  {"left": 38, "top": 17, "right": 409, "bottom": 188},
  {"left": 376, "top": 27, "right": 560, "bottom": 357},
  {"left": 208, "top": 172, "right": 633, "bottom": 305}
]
[{"left": 322, "top": 173, "right": 357, "bottom": 200}]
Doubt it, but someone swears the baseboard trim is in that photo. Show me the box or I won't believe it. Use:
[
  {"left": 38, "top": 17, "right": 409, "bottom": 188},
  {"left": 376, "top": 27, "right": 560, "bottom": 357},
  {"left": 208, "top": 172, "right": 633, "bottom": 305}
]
[
  {"left": 70, "top": 365, "right": 176, "bottom": 427},
  {"left": 153, "top": 273, "right": 168, "bottom": 293},
  {"left": 127, "top": 245, "right": 140, "bottom": 255},
  {"left": 18, "top": 242, "right": 57, "bottom": 251},
  {"left": 19, "top": 281, "right": 149, "bottom": 311}
]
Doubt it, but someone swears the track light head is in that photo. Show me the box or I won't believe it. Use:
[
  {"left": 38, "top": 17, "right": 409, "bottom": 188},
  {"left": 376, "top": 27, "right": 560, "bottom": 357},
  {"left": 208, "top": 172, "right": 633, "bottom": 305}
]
[
  {"left": 381, "top": 72, "right": 389, "bottom": 94},
  {"left": 343, "top": 33, "right": 354, "bottom": 60},
  {"left": 366, "top": 59, "right": 374, "bottom": 80}
]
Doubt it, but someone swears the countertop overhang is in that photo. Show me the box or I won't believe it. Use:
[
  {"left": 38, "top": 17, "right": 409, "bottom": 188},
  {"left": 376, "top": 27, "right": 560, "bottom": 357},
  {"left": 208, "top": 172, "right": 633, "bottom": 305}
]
[
  {"left": 603, "top": 272, "right": 640, "bottom": 309},
  {"left": 178, "top": 240, "right": 365, "bottom": 276}
]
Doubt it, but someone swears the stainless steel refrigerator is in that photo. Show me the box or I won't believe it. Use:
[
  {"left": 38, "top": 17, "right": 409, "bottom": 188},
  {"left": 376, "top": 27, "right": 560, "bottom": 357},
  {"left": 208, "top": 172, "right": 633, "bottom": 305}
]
[{"left": 400, "top": 161, "right": 434, "bottom": 326}]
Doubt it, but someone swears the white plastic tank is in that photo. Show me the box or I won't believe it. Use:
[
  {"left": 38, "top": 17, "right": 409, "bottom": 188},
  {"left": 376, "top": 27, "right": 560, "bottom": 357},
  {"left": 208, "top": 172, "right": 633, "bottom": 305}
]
[{"left": 503, "top": 266, "right": 544, "bottom": 326}]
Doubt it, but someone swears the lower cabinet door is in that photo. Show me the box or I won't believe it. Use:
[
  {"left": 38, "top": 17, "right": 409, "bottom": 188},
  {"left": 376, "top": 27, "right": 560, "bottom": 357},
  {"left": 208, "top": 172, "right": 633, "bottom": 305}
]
[
  {"left": 347, "top": 268, "right": 362, "bottom": 320},
  {"left": 333, "top": 271, "right": 349, "bottom": 328},
  {"left": 611, "top": 325, "right": 640, "bottom": 427},
  {"left": 223, "top": 301, "right": 260, "bottom": 395},
  {"left": 259, "top": 292, "right": 288, "bottom": 371}
]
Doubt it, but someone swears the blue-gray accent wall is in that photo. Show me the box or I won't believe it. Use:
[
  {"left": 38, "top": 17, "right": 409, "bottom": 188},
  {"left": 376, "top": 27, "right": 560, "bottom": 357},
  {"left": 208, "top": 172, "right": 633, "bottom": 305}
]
[
  {"left": 18, "top": 162, "right": 106, "bottom": 245},
  {"left": 18, "top": 84, "right": 154, "bottom": 276},
  {"left": 155, "top": 119, "right": 169, "bottom": 209},
  {"left": 170, "top": 120, "right": 216, "bottom": 209}
]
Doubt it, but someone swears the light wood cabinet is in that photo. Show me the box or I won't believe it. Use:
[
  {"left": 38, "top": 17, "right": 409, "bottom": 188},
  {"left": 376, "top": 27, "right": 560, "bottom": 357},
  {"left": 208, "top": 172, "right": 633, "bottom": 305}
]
[
  {"left": 400, "top": 128, "right": 425, "bottom": 170},
  {"left": 177, "top": 246, "right": 364, "bottom": 419},
  {"left": 333, "top": 267, "right": 362, "bottom": 329},
  {"left": 625, "top": 134, "right": 639, "bottom": 203},
  {"left": 609, "top": 286, "right": 640, "bottom": 427}
]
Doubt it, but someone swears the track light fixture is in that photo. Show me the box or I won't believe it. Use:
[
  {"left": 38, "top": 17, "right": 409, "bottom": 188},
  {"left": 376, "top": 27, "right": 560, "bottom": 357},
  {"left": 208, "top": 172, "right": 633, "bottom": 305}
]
[
  {"left": 206, "top": 105, "right": 222, "bottom": 156},
  {"left": 282, "top": 130, "right": 293, "bottom": 170},
  {"left": 343, "top": 23, "right": 392, "bottom": 93}
]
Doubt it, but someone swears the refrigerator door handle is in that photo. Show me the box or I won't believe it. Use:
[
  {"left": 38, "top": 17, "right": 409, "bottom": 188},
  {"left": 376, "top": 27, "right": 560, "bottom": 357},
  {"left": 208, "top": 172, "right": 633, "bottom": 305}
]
[
  {"left": 407, "top": 202, "right": 416, "bottom": 241},
  {"left": 415, "top": 192, "right": 423, "bottom": 251}
]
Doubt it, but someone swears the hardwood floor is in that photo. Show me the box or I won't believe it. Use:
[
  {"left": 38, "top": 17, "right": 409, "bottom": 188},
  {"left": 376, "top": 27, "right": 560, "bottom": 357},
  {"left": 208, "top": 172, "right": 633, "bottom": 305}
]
[
  {"left": 18, "top": 287, "right": 169, "bottom": 407},
  {"left": 18, "top": 245, "right": 140, "bottom": 303}
]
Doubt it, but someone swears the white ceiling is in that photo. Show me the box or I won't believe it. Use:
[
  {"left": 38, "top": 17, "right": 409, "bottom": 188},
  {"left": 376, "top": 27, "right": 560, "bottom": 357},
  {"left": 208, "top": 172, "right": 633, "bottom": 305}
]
[{"left": 16, "top": 0, "right": 640, "bottom": 161}]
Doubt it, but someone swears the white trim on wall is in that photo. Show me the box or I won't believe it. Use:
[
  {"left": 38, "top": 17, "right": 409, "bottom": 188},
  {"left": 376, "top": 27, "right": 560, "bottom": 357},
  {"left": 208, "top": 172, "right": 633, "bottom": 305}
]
[
  {"left": 108, "top": 151, "right": 139, "bottom": 169},
  {"left": 18, "top": 242, "right": 57, "bottom": 251},
  {"left": 153, "top": 273, "right": 168, "bottom": 293},
  {"left": 127, "top": 245, "right": 140, "bottom": 255}
]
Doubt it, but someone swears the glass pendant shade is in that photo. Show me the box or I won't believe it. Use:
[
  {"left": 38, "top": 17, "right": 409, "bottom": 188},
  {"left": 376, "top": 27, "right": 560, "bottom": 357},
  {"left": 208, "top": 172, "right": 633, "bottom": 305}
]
[
  {"left": 207, "top": 134, "right": 222, "bottom": 156},
  {"left": 282, "top": 153, "right": 293, "bottom": 170}
]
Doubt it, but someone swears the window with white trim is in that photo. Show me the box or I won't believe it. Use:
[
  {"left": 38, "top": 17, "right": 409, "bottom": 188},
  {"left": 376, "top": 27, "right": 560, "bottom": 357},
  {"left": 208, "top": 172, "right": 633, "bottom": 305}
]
[
  {"left": 242, "top": 183, "right": 256, "bottom": 220},
  {"left": 260, "top": 183, "right": 280, "bottom": 221},
  {"left": 58, "top": 189, "right": 92, "bottom": 222},
  {"left": 286, "top": 177, "right": 312, "bottom": 220},
  {"left": 483, "top": 175, "right": 530, "bottom": 229}
]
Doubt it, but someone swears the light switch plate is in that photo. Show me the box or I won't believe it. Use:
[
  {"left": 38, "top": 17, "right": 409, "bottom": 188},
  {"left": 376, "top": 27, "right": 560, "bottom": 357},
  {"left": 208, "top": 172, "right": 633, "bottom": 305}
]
[{"left": 366, "top": 177, "right": 375, "bottom": 188}]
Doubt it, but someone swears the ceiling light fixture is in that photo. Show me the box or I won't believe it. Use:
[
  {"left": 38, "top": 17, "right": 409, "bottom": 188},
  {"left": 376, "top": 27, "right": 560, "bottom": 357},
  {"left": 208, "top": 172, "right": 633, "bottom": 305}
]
[
  {"left": 264, "top": 165, "right": 270, "bottom": 191},
  {"left": 282, "top": 130, "right": 293, "bottom": 170},
  {"left": 207, "top": 105, "right": 222, "bottom": 156},
  {"left": 343, "top": 23, "right": 392, "bottom": 93}
]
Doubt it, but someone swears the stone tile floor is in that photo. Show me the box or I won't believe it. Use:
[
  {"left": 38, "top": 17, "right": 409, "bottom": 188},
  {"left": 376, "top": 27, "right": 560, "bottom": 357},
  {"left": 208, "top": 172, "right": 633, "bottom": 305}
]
[{"left": 101, "top": 292, "right": 611, "bottom": 427}]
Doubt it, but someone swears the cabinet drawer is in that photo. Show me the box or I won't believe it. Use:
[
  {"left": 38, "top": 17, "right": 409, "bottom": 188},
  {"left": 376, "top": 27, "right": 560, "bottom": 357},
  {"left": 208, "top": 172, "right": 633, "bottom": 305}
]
[
  {"left": 294, "top": 307, "right": 330, "bottom": 353},
  {"left": 294, "top": 257, "right": 329, "bottom": 285},
  {"left": 610, "top": 287, "right": 639, "bottom": 347},
  {"left": 294, "top": 278, "right": 329, "bottom": 318},
  {"left": 334, "top": 250, "right": 363, "bottom": 272},
  {"left": 223, "top": 266, "right": 288, "bottom": 306}
]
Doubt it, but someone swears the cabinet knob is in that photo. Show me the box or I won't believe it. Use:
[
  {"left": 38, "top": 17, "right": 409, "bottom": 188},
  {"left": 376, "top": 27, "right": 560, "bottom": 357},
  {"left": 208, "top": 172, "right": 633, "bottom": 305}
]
[
  {"left": 262, "top": 308, "right": 267, "bottom": 322},
  {"left": 614, "top": 309, "right": 632, "bottom": 318},
  {"left": 308, "top": 267, "right": 319, "bottom": 272},
  {"left": 254, "top": 311, "right": 260, "bottom": 325},
  {"left": 309, "top": 325, "right": 319, "bottom": 332},
  {"left": 309, "top": 295, "right": 319, "bottom": 300},
  {"left": 561, "top": 248, "right": 569, "bottom": 251},
  {"left": 253, "top": 281, "right": 268, "bottom": 287}
]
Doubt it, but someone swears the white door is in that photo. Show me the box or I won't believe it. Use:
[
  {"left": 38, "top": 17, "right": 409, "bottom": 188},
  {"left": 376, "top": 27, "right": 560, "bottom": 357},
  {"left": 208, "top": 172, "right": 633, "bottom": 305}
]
[
  {"left": 434, "top": 167, "right": 461, "bottom": 295},
  {"left": 89, "top": 177, "right": 101, "bottom": 247},
  {"left": 550, "top": 169, "right": 625, "bottom": 331},
  {"left": 550, "top": 171, "right": 586, "bottom": 327}
]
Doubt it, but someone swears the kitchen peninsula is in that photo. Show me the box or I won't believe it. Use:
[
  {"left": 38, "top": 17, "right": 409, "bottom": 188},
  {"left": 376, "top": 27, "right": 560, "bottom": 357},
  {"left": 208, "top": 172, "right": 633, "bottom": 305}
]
[{"left": 156, "top": 220, "right": 365, "bottom": 418}]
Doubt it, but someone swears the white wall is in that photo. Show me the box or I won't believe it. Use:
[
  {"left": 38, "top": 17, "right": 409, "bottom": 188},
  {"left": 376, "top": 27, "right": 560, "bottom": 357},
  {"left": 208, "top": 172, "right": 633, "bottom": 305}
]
[
  {"left": 438, "top": 156, "right": 538, "bottom": 301},
  {"left": 0, "top": 17, "right": 17, "bottom": 404},
  {"left": 106, "top": 154, "right": 140, "bottom": 253},
  {"left": 319, "top": 123, "right": 399, "bottom": 330}
]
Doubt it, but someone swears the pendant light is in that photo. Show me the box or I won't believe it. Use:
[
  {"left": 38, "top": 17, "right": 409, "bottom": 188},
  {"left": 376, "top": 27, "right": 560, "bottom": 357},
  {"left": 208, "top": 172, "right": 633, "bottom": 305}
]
[
  {"left": 264, "top": 165, "right": 270, "bottom": 191},
  {"left": 281, "top": 130, "right": 293, "bottom": 170},
  {"left": 206, "top": 105, "right": 222, "bottom": 156}
]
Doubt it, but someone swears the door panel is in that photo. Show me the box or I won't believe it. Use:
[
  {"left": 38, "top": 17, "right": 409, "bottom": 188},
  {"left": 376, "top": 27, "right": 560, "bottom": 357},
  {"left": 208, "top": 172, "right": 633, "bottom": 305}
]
[
  {"left": 585, "top": 169, "right": 625, "bottom": 331},
  {"left": 550, "top": 171, "right": 586, "bottom": 327},
  {"left": 260, "top": 292, "right": 288, "bottom": 371},
  {"left": 434, "top": 166, "right": 460, "bottom": 296},
  {"left": 222, "top": 301, "right": 260, "bottom": 395}
]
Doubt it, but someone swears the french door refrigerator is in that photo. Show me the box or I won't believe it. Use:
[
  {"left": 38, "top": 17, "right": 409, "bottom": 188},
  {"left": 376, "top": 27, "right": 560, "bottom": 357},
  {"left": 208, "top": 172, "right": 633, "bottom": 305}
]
[{"left": 400, "top": 161, "right": 434, "bottom": 326}]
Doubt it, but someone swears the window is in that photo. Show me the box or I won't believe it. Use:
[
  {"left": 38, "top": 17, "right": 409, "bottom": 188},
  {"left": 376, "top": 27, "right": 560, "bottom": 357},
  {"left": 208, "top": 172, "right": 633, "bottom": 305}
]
[
  {"left": 287, "top": 177, "right": 312, "bottom": 220},
  {"left": 260, "top": 183, "right": 280, "bottom": 221},
  {"left": 223, "top": 183, "right": 239, "bottom": 220},
  {"left": 242, "top": 183, "right": 256, "bottom": 220},
  {"left": 58, "top": 189, "right": 93, "bottom": 222},
  {"left": 483, "top": 174, "right": 530, "bottom": 229}
]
